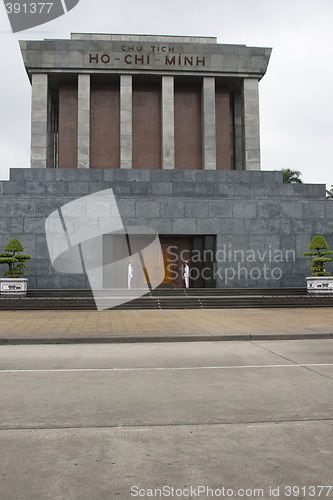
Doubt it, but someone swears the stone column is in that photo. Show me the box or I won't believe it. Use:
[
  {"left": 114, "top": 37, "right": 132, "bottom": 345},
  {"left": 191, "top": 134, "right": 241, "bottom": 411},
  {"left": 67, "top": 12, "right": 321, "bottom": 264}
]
[
  {"left": 31, "top": 73, "right": 48, "bottom": 168},
  {"left": 243, "top": 78, "right": 261, "bottom": 171},
  {"left": 202, "top": 77, "right": 216, "bottom": 170},
  {"left": 162, "top": 76, "right": 175, "bottom": 169},
  {"left": 78, "top": 74, "right": 90, "bottom": 169},
  {"left": 233, "top": 93, "right": 243, "bottom": 171},
  {"left": 120, "top": 75, "right": 132, "bottom": 169}
]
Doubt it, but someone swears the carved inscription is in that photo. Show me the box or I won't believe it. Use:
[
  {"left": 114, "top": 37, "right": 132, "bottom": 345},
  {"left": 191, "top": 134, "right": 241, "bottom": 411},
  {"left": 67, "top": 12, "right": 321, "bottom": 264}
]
[{"left": 89, "top": 44, "right": 206, "bottom": 67}]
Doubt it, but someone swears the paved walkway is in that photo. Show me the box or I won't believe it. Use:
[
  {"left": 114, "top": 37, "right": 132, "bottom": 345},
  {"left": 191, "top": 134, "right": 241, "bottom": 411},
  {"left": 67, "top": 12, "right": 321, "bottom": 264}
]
[{"left": 0, "top": 308, "right": 332, "bottom": 343}]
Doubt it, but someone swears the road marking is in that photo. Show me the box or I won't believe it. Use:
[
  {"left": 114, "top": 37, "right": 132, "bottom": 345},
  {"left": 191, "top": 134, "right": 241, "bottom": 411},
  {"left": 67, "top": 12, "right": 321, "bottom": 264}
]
[{"left": 0, "top": 363, "right": 332, "bottom": 373}]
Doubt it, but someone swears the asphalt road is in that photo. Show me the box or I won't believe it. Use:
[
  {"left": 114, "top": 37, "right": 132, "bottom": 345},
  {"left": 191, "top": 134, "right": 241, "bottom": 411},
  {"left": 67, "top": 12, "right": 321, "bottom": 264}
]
[{"left": 0, "top": 340, "right": 332, "bottom": 500}]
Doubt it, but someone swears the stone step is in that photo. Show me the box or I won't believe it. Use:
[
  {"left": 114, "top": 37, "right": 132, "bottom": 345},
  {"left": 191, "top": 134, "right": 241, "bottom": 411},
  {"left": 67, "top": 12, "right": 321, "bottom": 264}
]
[{"left": 1, "top": 288, "right": 333, "bottom": 310}]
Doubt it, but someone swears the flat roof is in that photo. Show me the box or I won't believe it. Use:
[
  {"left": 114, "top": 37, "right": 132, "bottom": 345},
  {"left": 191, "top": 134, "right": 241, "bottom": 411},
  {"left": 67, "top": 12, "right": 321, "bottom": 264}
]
[{"left": 70, "top": 33, "right": 218, "bottom": 44}]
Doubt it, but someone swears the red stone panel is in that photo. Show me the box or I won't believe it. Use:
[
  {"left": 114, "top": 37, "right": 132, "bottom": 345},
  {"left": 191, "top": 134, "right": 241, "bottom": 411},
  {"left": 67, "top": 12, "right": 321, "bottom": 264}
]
[
  {"left": 90, "top": 81, "right": 120, "bottom": 169},
  {"left": 174, "top": 84, "right": 202, "bottom": 170},
  {"left": 132, "top": 82, "right": 161, "bottom": 169},
  {"left": 58, "top": 82, "right": 78, "bottom": 169},
  {"left": 216, "top": 87, "right": 231, "bottom": 170}
]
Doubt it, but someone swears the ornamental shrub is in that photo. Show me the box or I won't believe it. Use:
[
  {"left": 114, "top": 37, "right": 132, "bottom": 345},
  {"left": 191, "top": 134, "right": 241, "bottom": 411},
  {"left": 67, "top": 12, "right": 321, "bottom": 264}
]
[
  {"left": 0, "top": 239, "right": 31, "bottom": 278},
  {"left": 303, "top": 235, "right": 333, "bottom": 277}
]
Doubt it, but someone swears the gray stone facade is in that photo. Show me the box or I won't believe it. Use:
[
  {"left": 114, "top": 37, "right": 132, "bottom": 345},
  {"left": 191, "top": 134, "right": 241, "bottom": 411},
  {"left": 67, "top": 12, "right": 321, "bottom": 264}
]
[
  {"left": 0, "top": 168, "right": 331, "bottom": 290},
  {"left": 4, "top": 34, "right": 331, "bottom": 292}
]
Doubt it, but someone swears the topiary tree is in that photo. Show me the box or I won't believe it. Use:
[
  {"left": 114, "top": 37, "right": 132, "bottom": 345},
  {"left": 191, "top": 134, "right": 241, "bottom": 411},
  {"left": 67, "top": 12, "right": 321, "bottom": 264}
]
[
  {"left": 303, "top": 235, "right": 333, "bottom": 277},
  {"left": 0, "top": 239, "right": 31, "bottom": 278}
]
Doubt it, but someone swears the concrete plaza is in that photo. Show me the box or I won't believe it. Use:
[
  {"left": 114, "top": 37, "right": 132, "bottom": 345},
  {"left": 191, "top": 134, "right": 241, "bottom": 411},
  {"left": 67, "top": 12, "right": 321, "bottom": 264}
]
[
  {"left": 0, "top": 340, "right": 332, "bottom": 500},
  {"left": 0, "top": 307, "right": 332, "bottom": 343}
]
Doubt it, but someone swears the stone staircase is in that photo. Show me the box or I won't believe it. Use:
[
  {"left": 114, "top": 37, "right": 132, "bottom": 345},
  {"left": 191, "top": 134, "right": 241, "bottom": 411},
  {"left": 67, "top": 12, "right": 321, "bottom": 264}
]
[{"left": 1, "top": 288, "right": 333, "bottom": 310}]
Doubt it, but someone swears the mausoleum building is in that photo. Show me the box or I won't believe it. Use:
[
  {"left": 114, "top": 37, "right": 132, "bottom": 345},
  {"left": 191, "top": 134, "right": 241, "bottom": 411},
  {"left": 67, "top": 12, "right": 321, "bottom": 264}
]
[{"left": 0, "top": 33, "right": 331, "bottom": 290}]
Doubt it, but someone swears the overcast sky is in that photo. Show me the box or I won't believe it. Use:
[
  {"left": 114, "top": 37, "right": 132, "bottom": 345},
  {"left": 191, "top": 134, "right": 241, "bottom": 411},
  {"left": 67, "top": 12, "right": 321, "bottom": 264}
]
[{"left": 0, "top": 0, "right": 332, "bottom": 187}]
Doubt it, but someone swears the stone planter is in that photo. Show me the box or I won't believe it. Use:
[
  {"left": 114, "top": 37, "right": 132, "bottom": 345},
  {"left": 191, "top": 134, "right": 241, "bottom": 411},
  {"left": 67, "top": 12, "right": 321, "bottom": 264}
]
[
  {"left": 306, "top": 276, "right": 333, "bottom": 294},
  {"left": 0, "top": 278, "right": 28, "bottom": 295}
]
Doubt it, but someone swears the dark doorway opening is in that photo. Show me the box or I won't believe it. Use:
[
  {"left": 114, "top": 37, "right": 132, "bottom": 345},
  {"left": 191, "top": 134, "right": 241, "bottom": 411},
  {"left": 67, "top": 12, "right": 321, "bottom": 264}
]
[{"left": 159, "top": 235, "right": 216, "bottom": 288}]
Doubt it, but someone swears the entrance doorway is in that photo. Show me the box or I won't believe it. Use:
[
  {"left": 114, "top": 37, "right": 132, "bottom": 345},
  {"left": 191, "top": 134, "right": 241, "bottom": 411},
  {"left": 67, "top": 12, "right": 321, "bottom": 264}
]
[
  {"left": 102, "top": 233, "right": 216, "bottom": 289},
  {"left": 160, "top": 236, "right": 192, "bottom": 288},
  {"left": 159, "top": 235, "right": 216, "bottom": 288}
]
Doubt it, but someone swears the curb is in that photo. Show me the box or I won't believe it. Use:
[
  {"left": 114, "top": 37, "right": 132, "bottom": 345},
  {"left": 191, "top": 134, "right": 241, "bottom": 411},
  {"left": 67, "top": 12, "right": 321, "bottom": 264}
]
[{"left": 0, "top": 333, "right": 332, "bottom": 345}]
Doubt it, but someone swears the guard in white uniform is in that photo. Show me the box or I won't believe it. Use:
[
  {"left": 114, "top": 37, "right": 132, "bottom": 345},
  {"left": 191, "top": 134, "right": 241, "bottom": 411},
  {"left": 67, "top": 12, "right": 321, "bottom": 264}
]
[
  {"left": 128, "top": 260, "right": 133, "bottom": 289},
  {"left": 183, "top": 260, "right": 190, "bottom": 289}
]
